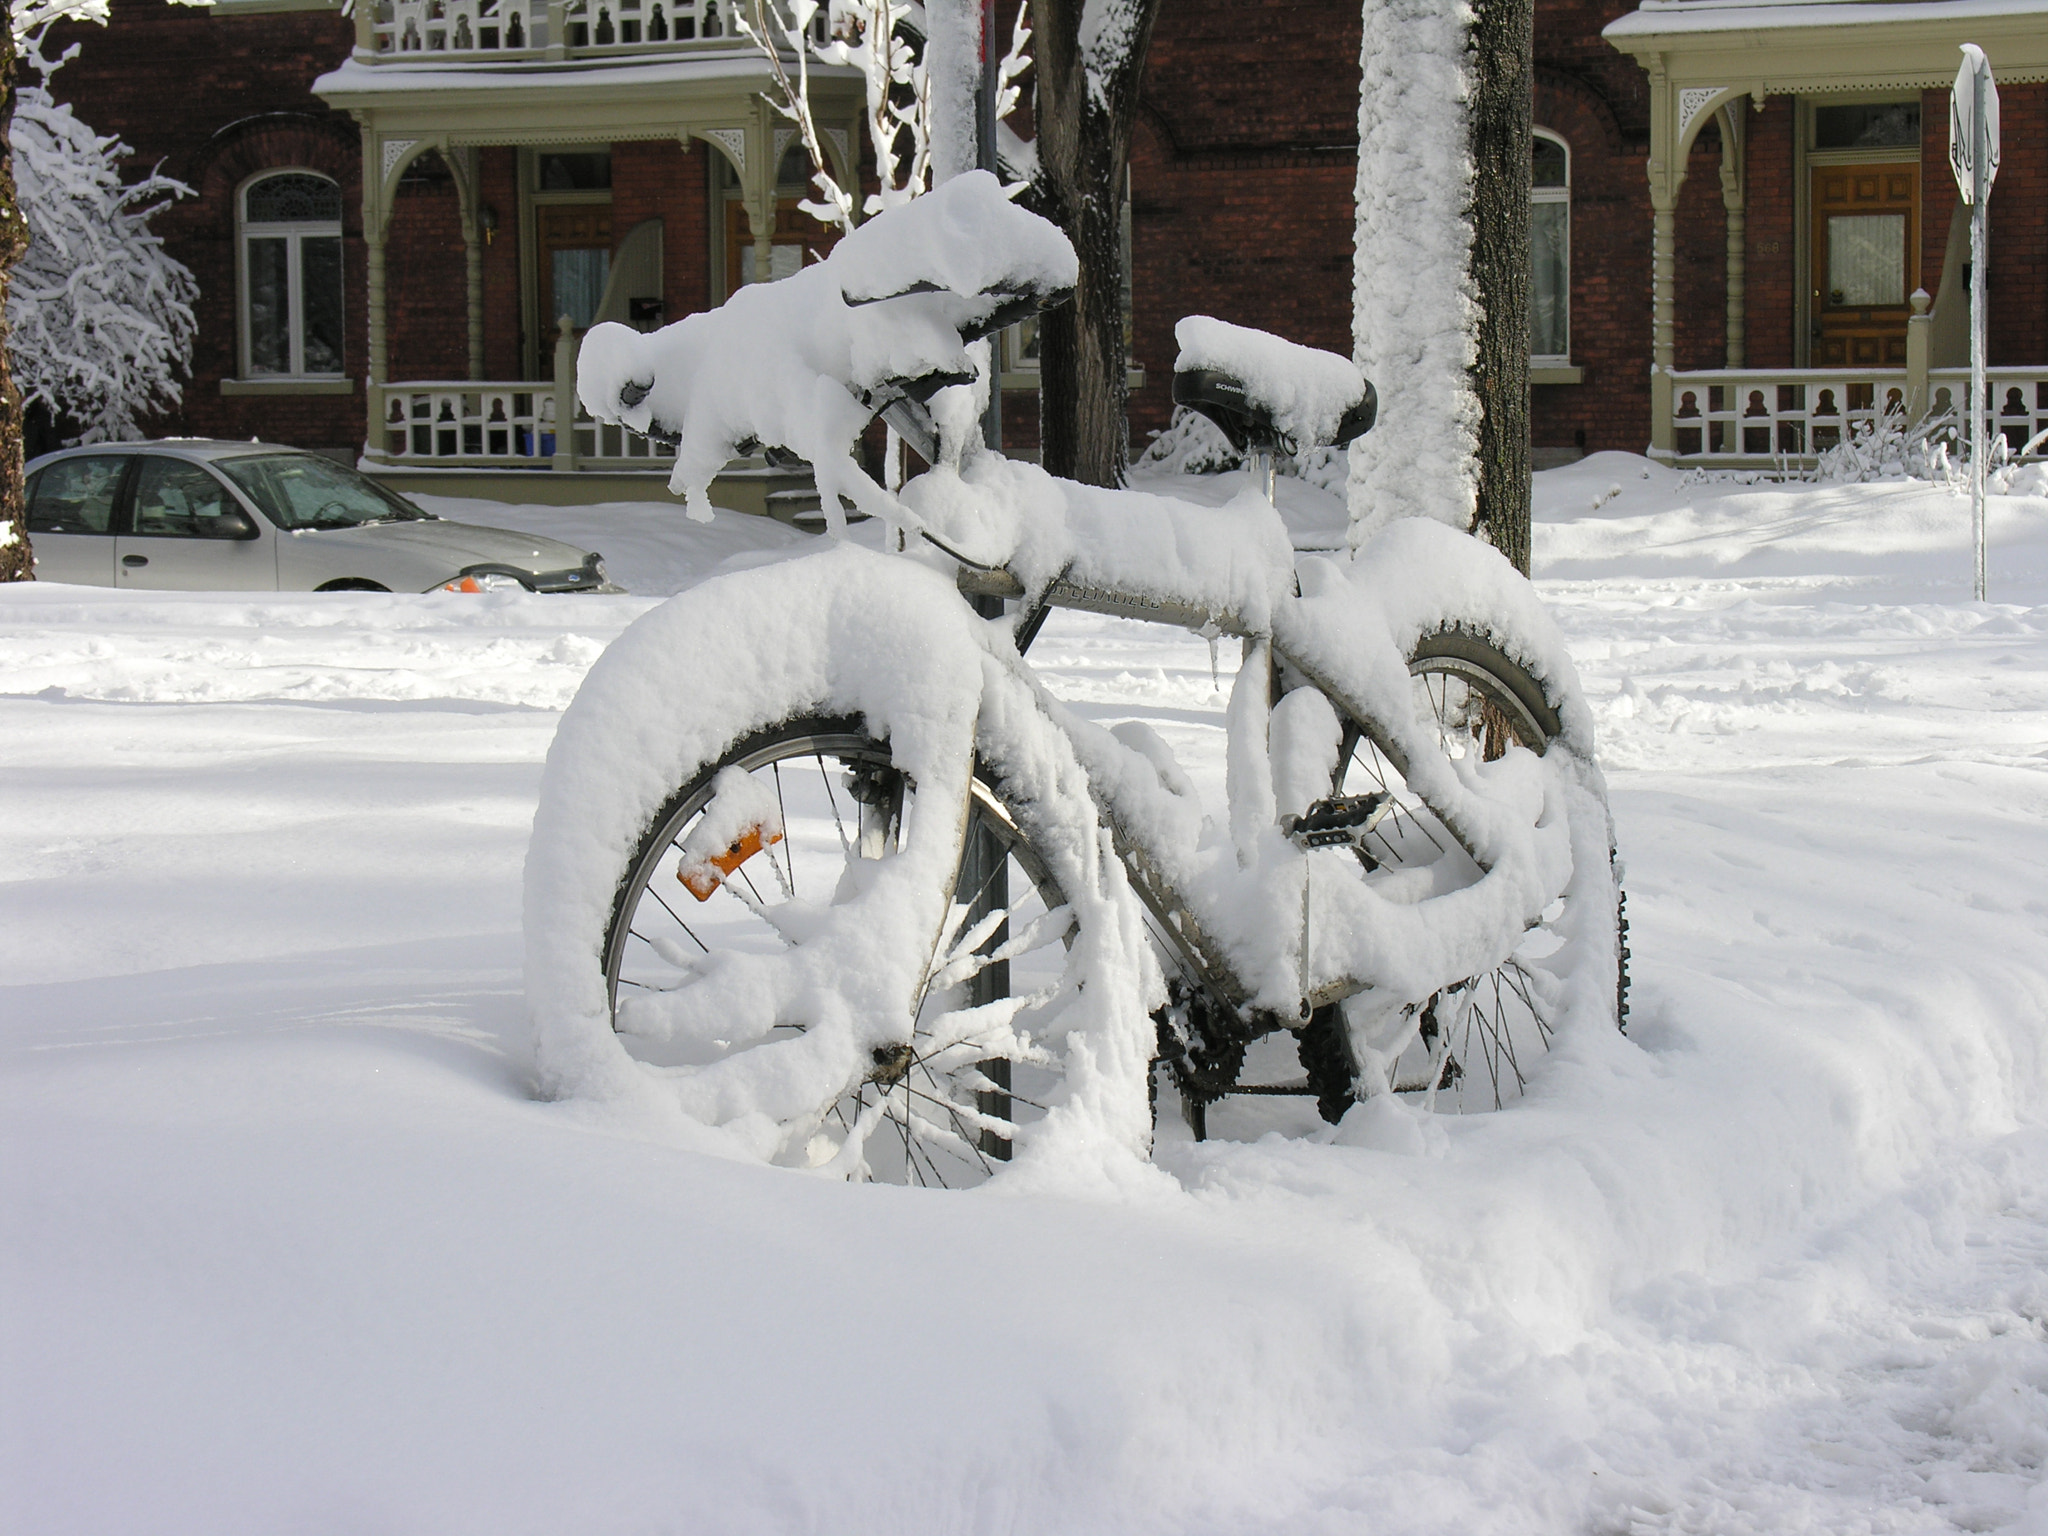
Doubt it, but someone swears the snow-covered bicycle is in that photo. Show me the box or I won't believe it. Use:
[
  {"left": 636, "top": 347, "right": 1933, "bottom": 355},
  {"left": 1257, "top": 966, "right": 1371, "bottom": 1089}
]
[{"left": 524, "top": 172, "right": 1625, "bottom": 1185}]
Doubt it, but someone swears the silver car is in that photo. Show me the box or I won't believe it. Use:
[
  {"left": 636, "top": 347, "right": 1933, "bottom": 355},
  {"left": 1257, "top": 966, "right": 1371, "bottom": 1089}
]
[{"left": 24, "top": 440, "right": 616, "bottom": 593}]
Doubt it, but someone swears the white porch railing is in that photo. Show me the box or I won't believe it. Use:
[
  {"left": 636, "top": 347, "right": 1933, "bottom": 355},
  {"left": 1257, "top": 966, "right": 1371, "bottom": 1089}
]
[
  {"left": 368, "top": 0, "right": 818, "bottom": 58},
  {"left": 1666, "top": 366, "right": 2048, "bottom": 466},
  {"left": 366, "top": 380, "right": 677, "bottom": 470}
]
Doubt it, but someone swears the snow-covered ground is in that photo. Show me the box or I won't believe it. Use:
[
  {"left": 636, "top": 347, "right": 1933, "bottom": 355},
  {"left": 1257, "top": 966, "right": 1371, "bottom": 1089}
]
[{"left": 5, "top": 457, "right": 2048, "bottom": 1534}]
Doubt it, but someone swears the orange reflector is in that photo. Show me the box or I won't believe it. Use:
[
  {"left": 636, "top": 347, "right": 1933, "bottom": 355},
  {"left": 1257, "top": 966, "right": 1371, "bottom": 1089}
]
[{"left": 680, "top": 822, "right": 784, "bottom": 901}]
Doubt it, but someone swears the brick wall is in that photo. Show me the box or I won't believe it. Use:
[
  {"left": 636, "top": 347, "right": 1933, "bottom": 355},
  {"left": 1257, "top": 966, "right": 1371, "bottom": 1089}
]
[
  {"left": 1985, "top": 81, "right": 2046, "bottom": 366},
  {"left": 44, "top": 0, "right": 362, "bottom": 452},
  {"left": 1120, "top": 0, "right": 1359, "bottom": 454},
  {"left": 1742, "top": 98, "right": 1797, "bottom": 370},
  {"left": 386, "top": 153, "right": 470, "bottom": 382},
  {"left": 611, "top": 137, "right": 715, "bottom": 326},
  {"left": 1126, "top": 132, "right": 1356, "bottom": 447},
  {"left": 1125, "top": 0, "right": 1671, "bottom": 460},
  {"left": 1530, "top": 59, "right": 1652, "bottom": 454},
  {"left": 480, "top": 148, "right": 524, "bottom": 379}
]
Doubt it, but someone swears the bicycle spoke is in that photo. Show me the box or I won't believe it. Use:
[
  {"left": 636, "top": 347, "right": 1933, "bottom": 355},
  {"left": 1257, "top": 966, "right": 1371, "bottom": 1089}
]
[
  {"left": 772, "top": 760, "right": 794, "bottom": 898},
  {"left": 645, "top": 888, "right": 711, "bottom": 954},
  {"left": 818, "top": 752, "right": 851, "bottom": 856}
]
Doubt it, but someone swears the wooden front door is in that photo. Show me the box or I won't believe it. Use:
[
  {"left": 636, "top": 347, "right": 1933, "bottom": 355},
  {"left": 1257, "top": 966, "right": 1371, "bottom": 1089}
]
[
  {"left": 1810, "top": 162, "right": 1917, "bottom": 367},
  {"left": 537, "top": 202, "right": 612, "bottom": 374}
]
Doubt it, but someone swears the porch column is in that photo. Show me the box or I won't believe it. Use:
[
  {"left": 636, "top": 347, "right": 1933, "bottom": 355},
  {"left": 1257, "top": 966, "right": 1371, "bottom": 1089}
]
[
  {"left": 1907, "top": 288, "right": 1933, "bottom": 420},
  {"left": 362, "top": 122, "right": 391, "bottom": 456},
  {"left": 368, "top": 235, "right": 388, "bottom": 382},
  {"left": 447, "top": 147, "right": 485, "bottom": 381},
  {"left": 551, "top": 315, "right": 579, "bottom": 472},
  {"left": 1645, "top": 57, "right": 1679, "bottom": 459},
  {"left": 465, "top": 231, "right": 484, "bottom": 380},
  {"left": 1650, "top": 202, "right": 1676, "bottom": 456},
  {"left": 1718, "top": 104, "right": 1746, "bottom": 369},
  {"left": 750, "top": 109, "right": 775, "bottom": 283}
]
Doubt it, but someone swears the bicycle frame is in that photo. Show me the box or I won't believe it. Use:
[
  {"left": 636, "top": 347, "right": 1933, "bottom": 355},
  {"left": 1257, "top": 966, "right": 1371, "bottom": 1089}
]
[{"left": 944, "top": 492, "right": 1496, "bottom": 1040}]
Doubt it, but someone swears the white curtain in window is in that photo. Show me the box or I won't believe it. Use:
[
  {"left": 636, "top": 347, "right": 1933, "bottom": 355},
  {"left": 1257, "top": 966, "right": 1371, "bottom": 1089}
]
[
  {"left": 1827, "top": 214, "right": 1905, "bottom": 306},
  {"left": 1531, "top": 200, "right": 1569, "bottom": 357},
  {"left": 553, "top": 248, "right": 611, "bottom": 327}
]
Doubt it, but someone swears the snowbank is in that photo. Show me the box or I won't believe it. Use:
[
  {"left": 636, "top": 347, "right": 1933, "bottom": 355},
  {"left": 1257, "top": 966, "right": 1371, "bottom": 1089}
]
[{"left": 5, "top": 464, "right": 2048, "bottom": 1531}]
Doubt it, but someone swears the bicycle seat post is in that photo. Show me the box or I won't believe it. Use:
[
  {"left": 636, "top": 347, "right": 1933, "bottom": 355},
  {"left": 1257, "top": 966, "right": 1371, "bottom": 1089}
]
[{"left": 1249, "top": 447, "right": 1276, "bottom": 508}]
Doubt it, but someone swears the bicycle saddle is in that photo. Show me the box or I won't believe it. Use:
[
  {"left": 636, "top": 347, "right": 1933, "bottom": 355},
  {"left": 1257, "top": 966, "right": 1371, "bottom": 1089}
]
[
  {"left": 1172, "top": 367, "right": 1378, "bottom": 455},
  {"left": 1168, "top": 316, "right": 1377, "bottom": 456}
]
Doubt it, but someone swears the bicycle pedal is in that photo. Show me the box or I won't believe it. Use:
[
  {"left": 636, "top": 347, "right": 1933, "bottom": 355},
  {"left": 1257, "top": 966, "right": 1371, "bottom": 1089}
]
[{"left": 1283, "top": 792, "right": 1391, "bottom": 849}]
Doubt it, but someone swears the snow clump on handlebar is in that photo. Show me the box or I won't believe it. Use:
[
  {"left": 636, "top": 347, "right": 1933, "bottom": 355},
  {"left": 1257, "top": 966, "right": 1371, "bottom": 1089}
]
[{"left": 576, "top": 170, "right": 1076, "bottom": 531}]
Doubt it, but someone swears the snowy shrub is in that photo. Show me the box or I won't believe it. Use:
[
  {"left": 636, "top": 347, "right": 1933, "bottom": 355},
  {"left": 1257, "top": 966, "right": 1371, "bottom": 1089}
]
[
  {"left": 1812, "top": 411, "right": 1954, "bottom": 486},
  {"left": 1814, "top": 410, "right": 2048, "bottom": 494},
  {"left": 1135, "top": 406, "right": 1239, "bottom": 475},
  {"left": 7, "top": 73, "right": 198, "bottom": 443},
  {"left": 1136, "top": 405, "right": 1353, "bottom": 495}
]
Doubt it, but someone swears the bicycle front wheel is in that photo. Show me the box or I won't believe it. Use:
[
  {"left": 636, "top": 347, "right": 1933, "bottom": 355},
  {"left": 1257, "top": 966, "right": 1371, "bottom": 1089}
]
[{"left": 605, "top": 715, "right": 1074, "bottom": 1187}]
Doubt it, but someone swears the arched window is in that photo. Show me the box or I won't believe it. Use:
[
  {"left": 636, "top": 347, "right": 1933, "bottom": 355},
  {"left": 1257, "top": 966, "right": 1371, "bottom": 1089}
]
[
  {"left": 240, "top": 171, "right": 344, "bottom": 378},
  {"left": 1531, "top": 130, "right": 1570, "bottom": 362}
]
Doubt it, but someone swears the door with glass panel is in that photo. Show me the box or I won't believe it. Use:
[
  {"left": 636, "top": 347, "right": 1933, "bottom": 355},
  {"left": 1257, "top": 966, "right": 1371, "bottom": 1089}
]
[
  {"left": 23, "top": 455, "right": 127, "bottom": 585},
  {"left": 1810, "top": 163, "right": 1917, "bottom": 367},
  {"left": 538, "top": 203, "right": 613, "bottom": 373},
  {"left": 114, "top": 457, "right": 275, "bottom": 591}
]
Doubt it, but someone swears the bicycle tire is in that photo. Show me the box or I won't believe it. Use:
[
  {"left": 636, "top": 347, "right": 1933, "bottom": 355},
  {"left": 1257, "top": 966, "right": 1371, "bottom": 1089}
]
[
  {"left": 1297, "top": 625, "right": 1625, "bottom": 1118},
  {"left": 603, "top": 713, "right": 1074, "bottom": 1186}
]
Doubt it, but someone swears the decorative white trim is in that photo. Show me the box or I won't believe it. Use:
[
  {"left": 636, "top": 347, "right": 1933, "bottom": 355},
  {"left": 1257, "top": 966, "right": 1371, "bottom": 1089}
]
[
  {"left": 1679, "top": 87, "right": 1726, "bottom": 141},
  {"left": 701, "top": 127, "right": 746, "bottom": 173},
  {"left": 824, "top": 128, "right": 849, "bottom": 170},
  {"left": 773, "top": 126, "right": 795, "bottom": 168},
  {"left": 381, "top": 136, "right": 421, "bottom": 184}
]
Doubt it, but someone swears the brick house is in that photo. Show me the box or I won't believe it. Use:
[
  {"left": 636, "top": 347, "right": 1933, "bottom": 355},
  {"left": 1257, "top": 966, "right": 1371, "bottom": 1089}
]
[{"left": 32, "top": 0, "right": 2048, "bottom": 496}]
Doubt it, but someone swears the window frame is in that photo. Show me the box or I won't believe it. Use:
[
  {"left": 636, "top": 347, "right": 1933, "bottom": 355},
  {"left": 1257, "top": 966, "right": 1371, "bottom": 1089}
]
[
  {"left": 1531, "top": 128, "right": 1571, "bottom": 368},
  {"left": 237, "top": 169, "right": 346, "bottom": 381}
]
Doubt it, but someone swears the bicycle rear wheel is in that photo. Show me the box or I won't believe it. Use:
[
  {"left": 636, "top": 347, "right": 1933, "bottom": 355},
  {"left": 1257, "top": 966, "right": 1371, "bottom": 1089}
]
[{"left": 1297, "top": 626, "right": 1621, "bottom": 1117}]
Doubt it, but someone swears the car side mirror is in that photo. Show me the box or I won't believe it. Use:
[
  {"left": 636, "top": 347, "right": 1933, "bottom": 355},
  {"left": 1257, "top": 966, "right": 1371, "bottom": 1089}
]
[{"left": 209, "top": 509, "right": 261, "bottom": 541}]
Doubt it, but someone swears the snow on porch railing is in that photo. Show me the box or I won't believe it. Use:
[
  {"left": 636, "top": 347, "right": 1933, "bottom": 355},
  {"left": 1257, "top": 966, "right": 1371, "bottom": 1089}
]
[
  {"left": 1929, "top": 369, "right": 2048, "bottom": 460},
  {"left": 368, "top": 0, "right": 738, "bottom": 56},
  {"left": 1668, "top": 367, "right": 2048, "bottom": 465},
  {"left": 1668, "top": 369, "right": 1909, "bottom": 462},
  {"left": 368, "top": 382, "right": 676, "bottom": 469}
]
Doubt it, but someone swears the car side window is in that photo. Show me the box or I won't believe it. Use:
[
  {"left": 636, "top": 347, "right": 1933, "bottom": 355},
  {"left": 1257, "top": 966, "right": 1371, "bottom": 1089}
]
[
  {"left": 130, "top": 459, "right": 245, "bottom": 540},
  {"left": 27, "top": 456, "right": 127, "bottom": 535}
]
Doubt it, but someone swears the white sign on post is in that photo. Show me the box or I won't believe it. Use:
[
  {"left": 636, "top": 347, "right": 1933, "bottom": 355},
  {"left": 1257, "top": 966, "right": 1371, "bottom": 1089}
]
[{"left": 1950, "top": 43, "right": 1999, "bottom": 601}]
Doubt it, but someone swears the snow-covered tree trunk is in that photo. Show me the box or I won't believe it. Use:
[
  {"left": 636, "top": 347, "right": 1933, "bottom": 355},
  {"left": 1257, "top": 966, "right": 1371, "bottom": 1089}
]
[
  {"left": 1348, "top": 0, "right": 1480, "bottom": 548},
  {"left": 1349, "top": 0, "right": 1531, "bottom": 571},
  {"left": 1029, "top": 0, "right": 1160, "bottom": 488},
  {"left": 0, "top": 0, "right": 32, "bottom": 583}
]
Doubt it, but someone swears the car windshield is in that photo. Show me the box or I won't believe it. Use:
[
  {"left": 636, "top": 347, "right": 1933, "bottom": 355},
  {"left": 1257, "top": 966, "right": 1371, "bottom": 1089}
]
[{"left": 219, "top": 454, "right": 431, "bottom": 531}]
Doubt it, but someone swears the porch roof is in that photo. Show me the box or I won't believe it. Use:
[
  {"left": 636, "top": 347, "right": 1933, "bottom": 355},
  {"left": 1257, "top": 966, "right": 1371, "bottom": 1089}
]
[
  {"left": 1605, "top": 0, "right": 2048, "bottom": 87},
  {"left": 315, "top": 50, "right": 862, "bottom": 130}
]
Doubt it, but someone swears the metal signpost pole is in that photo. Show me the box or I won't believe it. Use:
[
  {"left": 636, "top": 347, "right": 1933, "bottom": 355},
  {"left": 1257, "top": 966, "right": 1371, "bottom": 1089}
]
[
  {"left": 1951, "top": 44, "right": 1999, "bottom": 601},
  {"left": 978, "top": 0, "right": 1003, "bottom": 453},
  {"left": 1970, "top": 73, "right": 1987, "bottom": 602}
]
